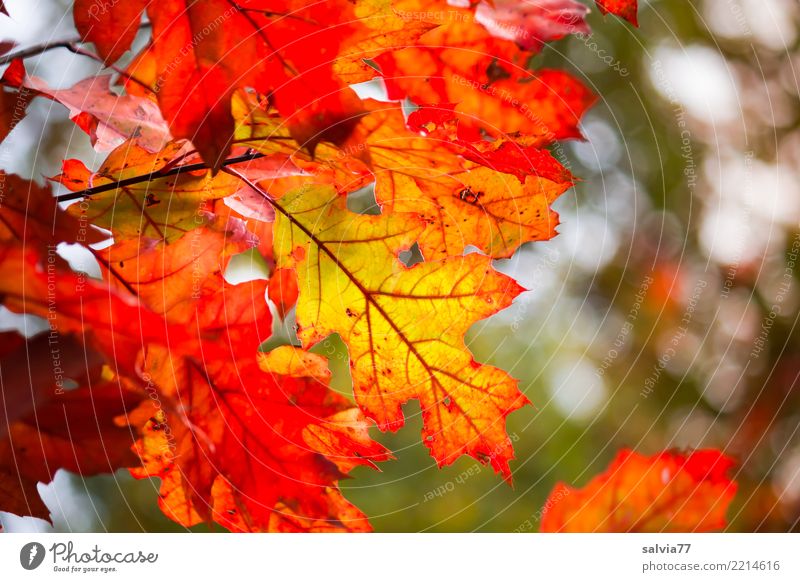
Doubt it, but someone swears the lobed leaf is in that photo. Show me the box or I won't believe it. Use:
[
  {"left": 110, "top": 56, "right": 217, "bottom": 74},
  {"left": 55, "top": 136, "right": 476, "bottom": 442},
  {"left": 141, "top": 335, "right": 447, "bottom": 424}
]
[
  {"left": 540, "top": 449, "right": 738, "bottom": 532},
  {"left": 273, "top": 184, "right": 528, "bottom": 478}
]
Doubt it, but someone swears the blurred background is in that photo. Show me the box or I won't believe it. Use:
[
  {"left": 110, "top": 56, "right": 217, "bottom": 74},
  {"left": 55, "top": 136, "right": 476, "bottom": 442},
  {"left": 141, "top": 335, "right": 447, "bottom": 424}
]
[{"left": 1, "top": 0, "right": 799, "bottom": 532}]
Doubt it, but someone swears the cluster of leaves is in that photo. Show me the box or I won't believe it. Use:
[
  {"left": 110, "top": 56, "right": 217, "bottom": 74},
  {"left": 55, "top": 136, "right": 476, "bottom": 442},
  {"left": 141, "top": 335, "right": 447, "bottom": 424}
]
[{"left": 0, "top": 0, "right": 737, "bottom": 534}]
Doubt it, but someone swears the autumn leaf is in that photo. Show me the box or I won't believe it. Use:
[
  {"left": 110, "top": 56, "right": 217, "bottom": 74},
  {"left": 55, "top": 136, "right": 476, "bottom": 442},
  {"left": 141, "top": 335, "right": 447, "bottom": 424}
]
[
  {"left": 0, "top": 172, "right": 104, "bottom": 249},
  {"left": 72, "top": 195, "right": 382, "bottom": 531},
  {"left": 2, "top": 62, "right": 170, "bottom": 152},
  {"left": 372, "top": 3, "right": 596, "bottom": 142},
  {"left": 73, "top": 0, "right": 148, "bottom": 63},
  {"left": 540, "top": 449, "right": 738, "bottom": 532},
  {"left": 0, "top": 75, "right": 31, "bottom": 144},
  {"left": 58, "top": 141, "right": 243, "bottom": 242},
  {"left": 128, "top": 345, "right": 389, "bottom": 531},
  {"left": 350, "top": 102, "right": 573, "bottom": 259},
  {"left": 0, "top": 330, "right": 143, "bottom": 522},
  {"left": 377, "top": 33, "right": 595, "bottom": 143},
  {"left": 596, "top": 0, "right": 639, "bottom": 26},
  {"left": 269, "top": 182, "right": 527, "bottom": 478},
  {"left": 466, "top": 0, "right": 590, "bottom": 50},
  {"left": 0, "top": 232, "right": 355, "bottom": 530}
]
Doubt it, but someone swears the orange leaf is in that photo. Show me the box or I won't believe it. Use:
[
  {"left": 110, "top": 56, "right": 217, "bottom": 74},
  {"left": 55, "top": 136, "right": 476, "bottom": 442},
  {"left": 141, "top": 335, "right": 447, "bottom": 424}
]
[
  {"left": 540, "top": 449, "right": 738, "bottom": 532},
  {"left": 351, "top": 102, "right": 573, "bottom": 259}
]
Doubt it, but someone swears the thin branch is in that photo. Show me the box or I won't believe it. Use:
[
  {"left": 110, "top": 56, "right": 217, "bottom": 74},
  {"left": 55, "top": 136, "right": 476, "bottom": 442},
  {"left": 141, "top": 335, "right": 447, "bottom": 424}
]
[
  {"left": 55, "top": 150, "right": 266, "bottom": 203},
  {"left": 0, "top": 37, "right": 80, "bottom": 66},
  {"left": 0, "top": 21, "right": 152, "bottom": 66}
]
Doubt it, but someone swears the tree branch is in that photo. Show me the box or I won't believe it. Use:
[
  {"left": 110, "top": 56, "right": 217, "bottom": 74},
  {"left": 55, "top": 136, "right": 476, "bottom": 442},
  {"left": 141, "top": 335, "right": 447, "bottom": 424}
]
[
  {"left": 0, "top": 37, "right": 80, "bottom": 66},
  {"left": 0, "top": 21, "right": 152, "bottom": 66},
  {"left": 55, "top": 150, "right": 267, "bottom": 203}
]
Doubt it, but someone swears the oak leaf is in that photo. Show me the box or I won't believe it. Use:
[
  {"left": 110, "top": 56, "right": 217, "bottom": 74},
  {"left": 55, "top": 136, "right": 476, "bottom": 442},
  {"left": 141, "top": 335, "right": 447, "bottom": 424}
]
[
  {"left": 377, "top": 30, "right": 595, "bottom": 143},
  {"left": 540, "top": 449, "right": 738, "bottom": 532},
  {"left": 271, "top": 183, "right": 527, "bottom": 478},
  {"left": 351, "top": 102, "right": 573, "bottom": 259},
  {"left": 128, "top": 345, "right": 389, "bottom": 531},
  {"left": 58, "top": 141, "right": 242, "bottom": 242}
]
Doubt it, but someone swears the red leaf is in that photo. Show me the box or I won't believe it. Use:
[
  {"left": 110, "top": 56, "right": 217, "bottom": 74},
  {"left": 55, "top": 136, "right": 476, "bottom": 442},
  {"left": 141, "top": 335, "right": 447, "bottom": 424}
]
[
  {"left": 596, "top": 0, "right": 639, "bottom": 26},
  {"left": 73, "top": 0, "right": 148, "bottom": 63},
  {"left": 268, "top": 267, "right": 299, "bottom": 319},
  {"left": 0, "top": 172, "right": 104, "bottom": 249},
  {"left": 0, "top": 331, "right": 143, "bottom": 522},
  {"left": 128, "top": 346, "right": 389, "bottom": 531}
]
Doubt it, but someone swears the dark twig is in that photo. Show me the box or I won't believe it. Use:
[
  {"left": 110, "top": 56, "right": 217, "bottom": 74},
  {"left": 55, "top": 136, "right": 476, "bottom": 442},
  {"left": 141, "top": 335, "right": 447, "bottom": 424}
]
[
  {"left": 55, "top": 150, "right": 267, "bottom": 203},
  {"left": 0, "top": 37, "right": 80, "bottom": 66},
  {"left": 0, "top": 21, "right": 153, "bottom": 66}
]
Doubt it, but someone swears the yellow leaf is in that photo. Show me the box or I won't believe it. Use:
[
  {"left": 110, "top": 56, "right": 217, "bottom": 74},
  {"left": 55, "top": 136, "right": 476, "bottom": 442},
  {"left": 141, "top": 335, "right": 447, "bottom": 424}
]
[{"left": 273, "top": 184, "right": 528, "bottom": 478}]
